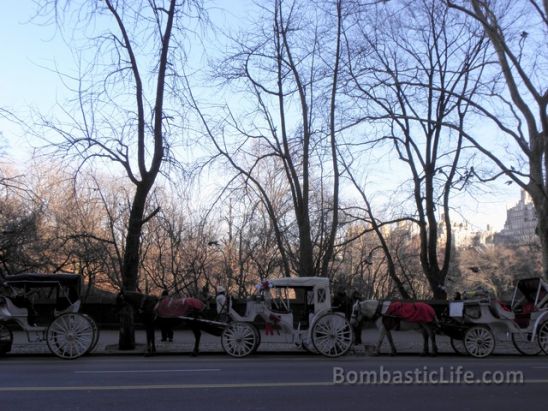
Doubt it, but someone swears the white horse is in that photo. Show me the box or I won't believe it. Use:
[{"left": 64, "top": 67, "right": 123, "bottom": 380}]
[{"left": 350, "top": 300, "right": 438, "bottom": 356}]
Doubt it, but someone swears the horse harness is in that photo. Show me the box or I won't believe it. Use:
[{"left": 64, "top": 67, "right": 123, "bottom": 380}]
[
  {"left": 372, "top": 300, "right": 386, "bottom": 321},
  {"left": 354, "top": 299, "right": 385, "bottom": 322}
]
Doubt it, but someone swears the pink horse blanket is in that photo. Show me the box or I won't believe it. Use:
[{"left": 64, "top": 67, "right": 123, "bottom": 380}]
[
  {"left": 156, "top": 297, "right": 205, "bottom": 318},
  {"left": 385, "top": 302, "right": 436, "bottom": 323}
]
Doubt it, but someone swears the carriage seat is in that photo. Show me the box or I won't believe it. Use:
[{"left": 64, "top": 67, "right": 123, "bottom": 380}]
[
  {"left": 491, "top": 301, "right": 515, "bottom": 320},
  {"left": 0, "top": 297, "right": 29, "bottom": 318},
  {"left": 513, "top": 302, "right": 535, "bottom": 328}
]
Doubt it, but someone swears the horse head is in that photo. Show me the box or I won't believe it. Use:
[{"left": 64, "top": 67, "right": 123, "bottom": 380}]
[
  {"left": 350, "top": 299, "right": 380, "bottom": 326},
  {"left": 115, "top": 290, "right": 144, "bottom": 309}
]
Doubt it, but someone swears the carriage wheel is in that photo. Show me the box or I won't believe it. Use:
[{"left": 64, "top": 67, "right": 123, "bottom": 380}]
[
  {"left": 464, "top": 326, "right": 495, "bottom": 358},
  {"left": 221, "top": 322, "right": 259, "bottom": 358},
  {"left": 311, "top": 313, "right": 353, "bottom": 358},
  {"left": 297, "top": 341, "right": 317, "bottom": 354},
  {"left": 538, "top": 322, "right": 548, "bottom": 355},
  {"left": 511, "top": 332, "right": 542, "bottom": 356},
  {"left": 450, "top": 338, "right": 467, "bottom": 356},
  {"left": 46, "top": 313, "right": 95, "bottom": 359},
  {"left": 81, "top": 314, "right": 100, "bottom": 354},
  {"left": 252, "top": 326, "right": 261, "bottom": 354},
  {"left": 0, "top": 323, "right": 13, "bottom": 355}
]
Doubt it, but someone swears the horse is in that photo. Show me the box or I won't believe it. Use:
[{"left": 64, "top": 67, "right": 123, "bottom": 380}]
[
  {"left": 350, "top": 299, "right": 439, "bottom": 356},
  {"left": 116, "top": 290, "right": 221, "bottom": 356}
]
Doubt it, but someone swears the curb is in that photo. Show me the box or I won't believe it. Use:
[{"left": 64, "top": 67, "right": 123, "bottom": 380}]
[{"left": 4, "top": 329, "right": 537, "bottom": 357}]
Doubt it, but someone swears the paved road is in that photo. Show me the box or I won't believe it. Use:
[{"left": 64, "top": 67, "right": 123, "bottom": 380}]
[{"left": 1, "top": 354, "right": 547, "bottom": 411}]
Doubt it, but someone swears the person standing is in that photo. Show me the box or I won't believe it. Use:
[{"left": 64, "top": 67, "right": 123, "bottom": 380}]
[
  {"left": 216, "top": 286, "right": 228, "bottom": 322},
  {"left": 159, "top": 289, "right": 174, "bottom": 342}
]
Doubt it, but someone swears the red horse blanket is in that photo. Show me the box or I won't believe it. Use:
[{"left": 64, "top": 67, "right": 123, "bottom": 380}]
[
  {"left": 156, "top": 297, "right": 205, "bottom": 318},
  {"left": 385, "top": 302, "right": 436, "bottom": 323}
]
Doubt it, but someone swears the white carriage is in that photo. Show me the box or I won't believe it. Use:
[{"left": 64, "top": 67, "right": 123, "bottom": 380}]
[
  {"left": 219, "top": 277, "right": 353, "bottom": 358},
  {"left": 0, "top": 273, "right": 99, "bottom": 359},
  {"left": 444, "top": 277, "right": 548, "bottom": 358}
]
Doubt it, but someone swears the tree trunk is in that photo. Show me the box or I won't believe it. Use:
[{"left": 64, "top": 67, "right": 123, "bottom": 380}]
[
  {"left": 532, "top": 194, "right": 548, "bottom": 280},
  {"left": 118, "top": 183, "right": 152, "bottom": 349},
  {"left": 118, "top": 304, "right": 135, "bottom": 350},
  {"left": 298, "top": 217, "right": 315, "bottom": 277}
]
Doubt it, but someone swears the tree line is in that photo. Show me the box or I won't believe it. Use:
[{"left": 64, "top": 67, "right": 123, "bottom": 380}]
[{"left": 0, "top": 0, "right": 545, "bottom": 348}]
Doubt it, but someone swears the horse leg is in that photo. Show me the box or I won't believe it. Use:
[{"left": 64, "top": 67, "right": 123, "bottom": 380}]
[
  {"left": 384, "top": 328, "right": 397, "bottom": 356},
  {"left": 428, "top": 324, "right": 438, "bottom": 356},
  {"left": 145, "top": 323, "right": 156, "bottom": 356},
  {"left": 352, "top": 323, "right": 362, "bottom": 345},
  {"left": 375, "top": 326, "right": 386, "bottom": 355},
  {"left": 381, "top": 318, "right": 397, "bottom": 356},
  {"left": 191, "top": 323, "right": 201, "bottom": 357}
]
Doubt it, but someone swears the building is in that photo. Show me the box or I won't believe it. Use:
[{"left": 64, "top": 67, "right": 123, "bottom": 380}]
[
  {"left": 438, "top": 217, "right": 495, "bottom": 249},
  {"left": 494, "top": 191, "right": 538, "bottom": 246}
]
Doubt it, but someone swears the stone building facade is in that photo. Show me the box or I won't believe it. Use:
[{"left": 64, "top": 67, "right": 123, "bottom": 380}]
[{"left": 494, "top": 191, "right": 538, "bottom": 246}]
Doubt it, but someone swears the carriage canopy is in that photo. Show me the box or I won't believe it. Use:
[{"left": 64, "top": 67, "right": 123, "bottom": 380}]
[
  {"left": 512, "top": 277, "right": 548, "bottom": 308},
  {"left": 266, "top": 277, "right": 331, "bottom": 314},
  {"left": 2, "top": 273, "right": 81, "bottom": 304}
]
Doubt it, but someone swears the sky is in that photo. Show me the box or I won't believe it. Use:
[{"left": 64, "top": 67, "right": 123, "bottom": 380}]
[{"left": 0, "top": 1, "right": 523, "bottom": 232}]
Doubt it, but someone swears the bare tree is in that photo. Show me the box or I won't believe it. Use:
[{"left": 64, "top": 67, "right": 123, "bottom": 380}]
[
  {"left": 446, "top": 0, "right": 548, "bottom": 280},
  {"left": 455, "top": 244, "right": 542, "bottom": 298},
  {"left": 36, "top": 0, "right": 206, "bottom": 348},
  {"left": 195, "top": 0, "right": 347, "bottom": 278},
  {"left": 344, "top": 0, "right": 487, "bottom": 298}
]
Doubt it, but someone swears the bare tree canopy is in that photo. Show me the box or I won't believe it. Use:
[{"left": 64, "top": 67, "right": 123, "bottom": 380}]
[
  {"left": 447, "top": 0, "right": 548, "bottom": 279},
  {"left": 33, "top": 0, "right": 207, "bottom": 348},
  {"left": 194, "top": 0, "right": 350, "bottom": 278}
]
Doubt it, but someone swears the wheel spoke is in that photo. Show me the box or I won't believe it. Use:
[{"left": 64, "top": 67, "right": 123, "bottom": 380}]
[
  {"left": 312, "top": 314, "right": 353, "bottom": 358},
  {"left": 47, "top": 314, "right": 94, "bottom": 359},
  {"left": 464, "top": 326, "right": 494, "bottom": 358},
  {"left": 221, "top": 322, "right": 258, "bottom": 358},
  {"left": 539, "top": 323, "right": 548, "bottom": 355}
]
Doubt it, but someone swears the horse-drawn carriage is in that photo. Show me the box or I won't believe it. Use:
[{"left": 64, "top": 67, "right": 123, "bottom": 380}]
[
  {"left": 118, "top": 276, "right": 353, "bottom": 358},
  {"left": 220, "top": 277, "right": 354, "bottom": 358},
  {"left": 0, "top": 273, "right": 99, "bottom": 359},
  {"left": 439, "top": 277, "right": 548, "bottom": 357},
  {"left": 350, "top": 277, "right": 548, "bottom": 358}
]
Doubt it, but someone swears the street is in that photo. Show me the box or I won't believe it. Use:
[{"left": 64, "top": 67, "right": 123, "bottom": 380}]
[{"left": 1, "top": 354, "right": 547, "bottom": 411}]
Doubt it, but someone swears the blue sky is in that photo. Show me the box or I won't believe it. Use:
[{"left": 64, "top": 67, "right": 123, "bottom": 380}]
[
  {"left": 0, "top": 1, "right": 521, "bottom": 231},
  {"left": 0, "top": 2, "right": 65, "bottom": 109},
  {"left": 0, "top": 1, "right": 78, "bottom": 161}
]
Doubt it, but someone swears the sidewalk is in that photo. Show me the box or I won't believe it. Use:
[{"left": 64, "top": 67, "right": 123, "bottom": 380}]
[{"left": 7, "top": 327, "right": 526, "bottom": 357}]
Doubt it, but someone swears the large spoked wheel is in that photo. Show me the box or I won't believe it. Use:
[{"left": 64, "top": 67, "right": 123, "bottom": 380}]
[
  {"left": 512, "top": 332, "right": 542, "bottom": 356},
  {"left": 450, "top": 338, "right": 467, "bottom": 356},
  {"left": 464, "top": 326, "right": 495, "bottom": 358},
  {"left": 46, "top": 313, "right": 95, "bottom": 359},
  {"left": 221, "top": 322, "right": 259, "bottom": 358},
  {"left": 538, "top": 322, "right": 548, "bottom": 355},
  {"left": 0, "top": 323, "right": 13, "bottom": 355},
  {"left": 311, "top": 313, "right": 353, "bottom": 358},
  {"left": 81, "top": 314, "right": 100, "bottom": 354}
]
